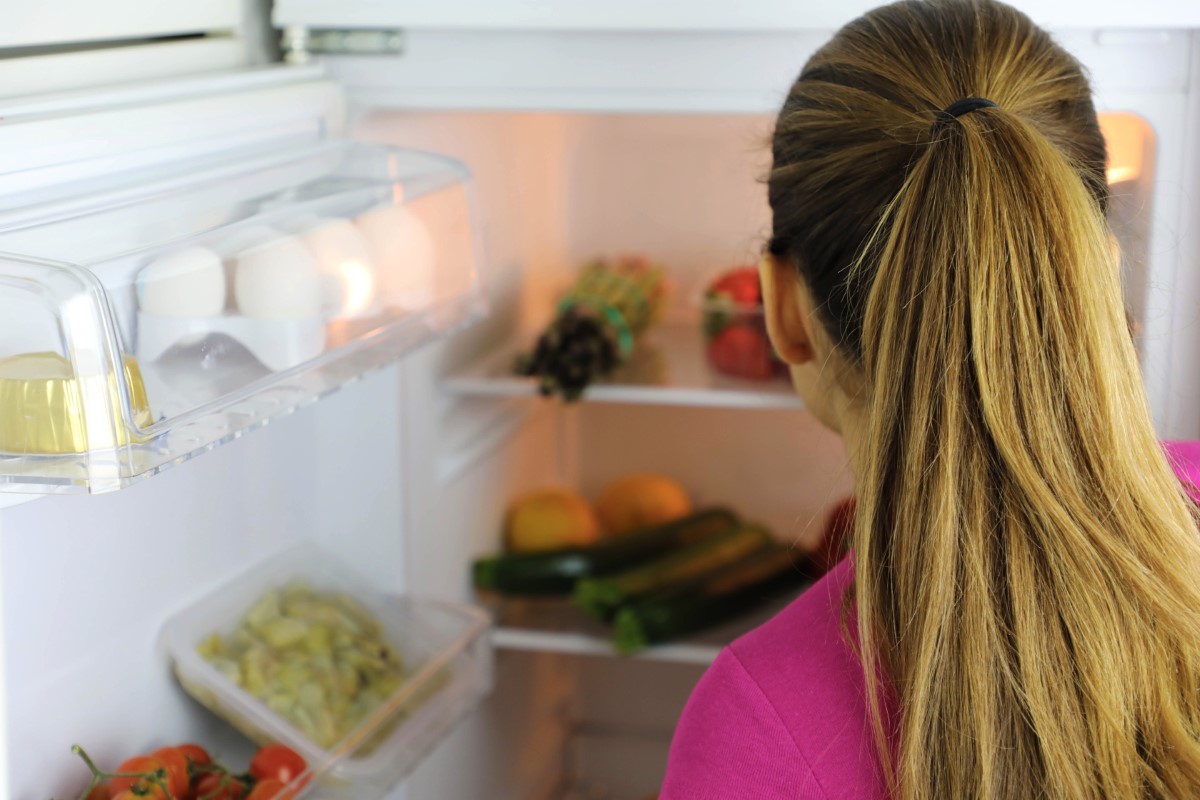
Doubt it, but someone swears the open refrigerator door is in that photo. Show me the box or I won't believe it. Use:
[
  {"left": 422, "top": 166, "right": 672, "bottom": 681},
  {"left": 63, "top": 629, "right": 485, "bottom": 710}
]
[{"left": 0, "top": 46, "right": 496, "bottom": 800}]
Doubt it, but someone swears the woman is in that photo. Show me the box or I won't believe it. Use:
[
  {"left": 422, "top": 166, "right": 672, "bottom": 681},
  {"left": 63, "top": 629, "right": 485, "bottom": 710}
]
[{"left": 661, "top": 1, "right": 1200, "bottom": 797}]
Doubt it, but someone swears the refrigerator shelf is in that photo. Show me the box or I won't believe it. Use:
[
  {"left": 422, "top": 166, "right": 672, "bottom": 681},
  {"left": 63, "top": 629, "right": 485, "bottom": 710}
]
[
  {"left": 445, "top": 322, "right": 803, "bottom": 410},
  {"left": 488, "top": 594, "right": 796, "bottom": 666},
  {"left": 0, "top": 140, "right": 485, "bottom": 494}
]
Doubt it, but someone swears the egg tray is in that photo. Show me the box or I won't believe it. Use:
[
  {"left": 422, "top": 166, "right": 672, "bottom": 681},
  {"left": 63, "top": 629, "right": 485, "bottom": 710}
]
[{"left": 0, "top": 140, "right": 486, "bottom": 493}]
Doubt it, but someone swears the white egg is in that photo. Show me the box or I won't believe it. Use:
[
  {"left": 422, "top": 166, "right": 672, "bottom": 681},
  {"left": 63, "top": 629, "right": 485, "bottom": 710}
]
[
  {"left": 233, "top": 233, "right": 322, "bottom": 321},
  {"left": 136, "top": 246, "right": 226, "bottom": 317},
  {"left": 301, "top": 218, "right": 377, "bottom": 316},
  {"left": 355, "top": 205, "right": 436, "bottom": 312}
]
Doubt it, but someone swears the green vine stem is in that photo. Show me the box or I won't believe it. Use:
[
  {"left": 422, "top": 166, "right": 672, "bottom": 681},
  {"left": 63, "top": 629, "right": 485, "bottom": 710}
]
[
  {"left": 63, "top": 744, "right": 257, "bottom": 800},
  {"left": 66, "top": 744, "right": 176, "bottom": 800}
]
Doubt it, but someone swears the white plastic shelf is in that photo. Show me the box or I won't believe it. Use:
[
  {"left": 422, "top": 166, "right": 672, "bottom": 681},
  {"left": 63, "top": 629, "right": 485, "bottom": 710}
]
[
  {"left": 488, "top": 595, "right": 793, "bottom": 666},
  {"left": 446, "top": 322, "right": 803, "bottom": 410}
]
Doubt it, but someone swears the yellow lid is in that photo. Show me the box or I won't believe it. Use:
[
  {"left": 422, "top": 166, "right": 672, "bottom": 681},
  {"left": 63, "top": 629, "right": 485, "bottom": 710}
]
[{"left": 0, "top": 352, "right": 153, "bottom": 454}]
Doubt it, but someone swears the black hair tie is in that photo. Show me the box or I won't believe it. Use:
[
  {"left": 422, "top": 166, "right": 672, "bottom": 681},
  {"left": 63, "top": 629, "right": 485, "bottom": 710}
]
[{"left": 931, "top": 97, "right": 997, "bottom": 133}]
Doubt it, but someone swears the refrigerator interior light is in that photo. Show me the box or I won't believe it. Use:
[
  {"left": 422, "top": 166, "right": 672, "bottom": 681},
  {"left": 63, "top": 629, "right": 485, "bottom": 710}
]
[
  {"left": 336, "top": 258, "right": 376, "bottom": 315},
  {"left": 1099, "top": 112, "right": 1153, "bottom": 186},
  {"left": 355, "top": 204, "right": 436, "bottom": 312},
  {"left": 301, "top": 217, "right": 379, "bottom": 316}
]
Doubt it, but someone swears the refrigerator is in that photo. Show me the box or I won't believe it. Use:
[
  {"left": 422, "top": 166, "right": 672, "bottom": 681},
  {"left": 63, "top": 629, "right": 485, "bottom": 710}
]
[{"left": 1, "top": 2, "right": 1198, "bottom": 799}]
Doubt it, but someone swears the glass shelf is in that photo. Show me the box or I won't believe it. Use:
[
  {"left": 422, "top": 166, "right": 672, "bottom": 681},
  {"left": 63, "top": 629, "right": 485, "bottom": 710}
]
[
  {"left": 0, "top": 139, "right": 485, "bottom": 494},
  {"left": 487, "top": 595, "right": 794, "bottom": 666},
  {"left": 445, "top": 322, "right": 803, "bottom": 410}
]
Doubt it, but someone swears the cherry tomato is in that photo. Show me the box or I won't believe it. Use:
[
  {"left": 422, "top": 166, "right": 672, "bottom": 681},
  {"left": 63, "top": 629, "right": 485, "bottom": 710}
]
[
  {"left": 151, "top": 747, "right": 190, "bottom": 799},
  {"left": 84, "top": 785, "right": 112, "bottom": 800},
  {"left": 193, "top": 773, "right": 245, "bottom": 800},
  {"left": 248, "top": 745, "right": 306, "bottom": 786},
  {"left": 110, "top": 755, "right": 169, "bottom": 800},
  {"left": 176, "top": 743, "right": 213, "bottom": 771},
  {"left": 110, "top": 792, "right": 138, "bottom": 800},
  {"left": 244, "top": 779, "right": 296, "bottom": 800}
]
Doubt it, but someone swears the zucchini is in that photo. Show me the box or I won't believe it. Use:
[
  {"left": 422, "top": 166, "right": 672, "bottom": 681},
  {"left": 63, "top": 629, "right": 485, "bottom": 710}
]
[
  {"left": 573, "top": 524, "right": 773, "bottom": 619},
  {"left": 472, "top": 508, "right": 739, "bottom": 596},
  {"left": 612, "top": 545, "right": 807, "bottom": 654}
]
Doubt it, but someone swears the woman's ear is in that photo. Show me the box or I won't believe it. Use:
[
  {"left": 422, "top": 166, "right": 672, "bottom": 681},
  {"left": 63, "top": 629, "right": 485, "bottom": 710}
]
[{"left": 760, "top": 253, "right": 816, "bottom": 365}]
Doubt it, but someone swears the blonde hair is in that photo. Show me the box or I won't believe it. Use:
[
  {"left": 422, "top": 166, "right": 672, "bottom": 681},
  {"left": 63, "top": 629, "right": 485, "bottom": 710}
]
[{"left": 767, "top": 1, "right": 1200, "bottom": 796}]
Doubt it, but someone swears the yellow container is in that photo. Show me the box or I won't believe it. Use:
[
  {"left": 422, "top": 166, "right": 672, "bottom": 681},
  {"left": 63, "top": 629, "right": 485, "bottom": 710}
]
[{"left": 0, "top": 352, "right": 153, "bottom": 454}]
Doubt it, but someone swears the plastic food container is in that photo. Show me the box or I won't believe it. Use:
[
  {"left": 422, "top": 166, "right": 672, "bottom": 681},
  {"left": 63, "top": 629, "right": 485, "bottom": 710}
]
[
  {"left": 700, "top": 296, "right": 787, "bottom": 382},
  {"left": 161, "top": 543, "right": 492, "bottom": 800}
]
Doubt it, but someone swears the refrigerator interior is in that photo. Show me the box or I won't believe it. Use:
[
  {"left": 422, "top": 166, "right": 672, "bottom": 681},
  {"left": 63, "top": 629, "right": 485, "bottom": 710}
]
[
  {"left": 0, "top": 102, "right": 1170, "bottom": 800},
  {"left": 352, "top": 106, "right": 1162, "bottom": 798}
]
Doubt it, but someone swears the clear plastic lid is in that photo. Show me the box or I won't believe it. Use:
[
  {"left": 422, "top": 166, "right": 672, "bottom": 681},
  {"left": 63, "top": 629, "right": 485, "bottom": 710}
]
[{"left": 0, "top": 140, "right": 485, "bottom": 493}]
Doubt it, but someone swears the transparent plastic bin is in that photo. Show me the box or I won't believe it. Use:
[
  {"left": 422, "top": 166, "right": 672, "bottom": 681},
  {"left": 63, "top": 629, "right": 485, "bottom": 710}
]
[
  {"left": 161, "top": 543, "right": 493, "bottom": 800},
  {"left": 700, "top": 298, "right": 787, "bottom": 382},
  {"left": 0, "top": 139, "right": 486, "bottom": 494}
]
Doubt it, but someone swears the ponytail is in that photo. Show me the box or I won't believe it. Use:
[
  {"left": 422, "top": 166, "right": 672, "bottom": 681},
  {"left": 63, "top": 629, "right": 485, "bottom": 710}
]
[
  {"left": 768, "top": 1, "right": 1200, "bottom": 796},
  {"left": 859, "top": 98, "right": 1200, "bottom": 799}
]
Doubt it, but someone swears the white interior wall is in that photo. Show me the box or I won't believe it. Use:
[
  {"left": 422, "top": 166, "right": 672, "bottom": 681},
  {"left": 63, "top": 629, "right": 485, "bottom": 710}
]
[
  {"left": 565, "top": 113, "right": 776, "bottom": 298},
  {"left": 577, "top": 404, "right": 851, "bottom": 546}
]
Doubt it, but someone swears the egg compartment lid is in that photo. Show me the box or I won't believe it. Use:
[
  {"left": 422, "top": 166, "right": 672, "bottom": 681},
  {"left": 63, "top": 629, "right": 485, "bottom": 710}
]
[
  {"left": 0, "top": 138, "right": 486, "bottom": 494},
  {"left": 161, "top": 542, "right": 494, "bottom": 800}
]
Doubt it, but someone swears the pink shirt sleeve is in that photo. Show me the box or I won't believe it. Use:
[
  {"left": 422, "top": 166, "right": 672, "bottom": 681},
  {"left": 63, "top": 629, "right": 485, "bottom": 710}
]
[
  {"left": 1164, "top": 440, "right": 1200, "bottom": 502},
  {"left": 660, "top": 648, "right": 823, "bottom": 799}
]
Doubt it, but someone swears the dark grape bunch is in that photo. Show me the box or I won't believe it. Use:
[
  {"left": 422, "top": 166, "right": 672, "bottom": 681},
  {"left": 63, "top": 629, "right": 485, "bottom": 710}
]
[{"left": 514, "top": 305, "right": 620, "bottom": 401}]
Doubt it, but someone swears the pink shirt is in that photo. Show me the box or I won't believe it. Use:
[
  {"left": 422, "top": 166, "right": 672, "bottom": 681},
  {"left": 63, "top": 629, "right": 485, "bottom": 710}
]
[
  {"left": 661, "top": 556, "right": 887, "bottom": 799},
  {"left": 661, "top": 441, "right": 1200, "bottom": 800},
  {"left": 1165, "top": 440, "right": 1200, "bottom": 501}
]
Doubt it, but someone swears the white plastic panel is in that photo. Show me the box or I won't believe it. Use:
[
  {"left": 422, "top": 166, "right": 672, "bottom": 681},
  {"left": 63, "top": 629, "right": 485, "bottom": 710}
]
[
  {"left": 275, "top": 0, "right": 1200, "bottom": 31},
  {"left": 0, "top": 67, "right": 344, "bottom": 196},
  {"left": 1, "top": 0, "right": 241, "bottom": 49},
  {"left": 1165, "top": 39, "right": 1200, "bottom": 439},
  {"left": 0, "top": 39, "right": 246, "bottom": 102},
  {"left": 317, "top": 28, "right": 1192, "bottom": 114}
]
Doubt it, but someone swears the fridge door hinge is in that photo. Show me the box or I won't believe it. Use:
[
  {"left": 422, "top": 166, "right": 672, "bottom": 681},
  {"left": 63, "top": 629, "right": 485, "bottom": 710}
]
[{"left": 282, "top": 26, "right": 406, "bottom": 63}]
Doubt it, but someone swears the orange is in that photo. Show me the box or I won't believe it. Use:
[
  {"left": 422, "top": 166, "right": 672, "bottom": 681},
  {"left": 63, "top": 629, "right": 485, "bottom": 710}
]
[
  {"left": 505, "top": 488, "right": 601, "bottom": 552},
  {"left": 595, "top": 474, "right": 693, "bottom": 536}
]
